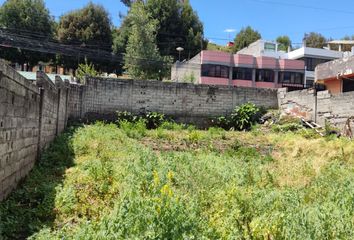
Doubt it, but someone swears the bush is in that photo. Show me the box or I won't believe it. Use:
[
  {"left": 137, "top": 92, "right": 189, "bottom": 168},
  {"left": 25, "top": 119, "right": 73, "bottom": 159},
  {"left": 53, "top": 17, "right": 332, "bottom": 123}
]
[
  {"left": 144, "top": 112, "right": 166, "bottom": 129},
  {"left": 212, "top": 103, "right": 262, "bottom": 131},
  {"left": 116, "top": 111, "right": 166, "bottom": 129},
  {"left": 116, "top": 111, "right": 139, "bottom": 123}
]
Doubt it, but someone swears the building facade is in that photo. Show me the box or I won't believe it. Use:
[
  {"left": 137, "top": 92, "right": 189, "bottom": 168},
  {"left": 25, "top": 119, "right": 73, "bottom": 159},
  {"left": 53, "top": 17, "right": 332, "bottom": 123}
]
[
  {"left": 171, "top": 50, "right": 305, "bottom": 89},
  {"left": 236, "top": 39, "right": 344, "bottom": 87},
  {"left": 316, "top": 56, "right": 354, "bottom": 94},
  {"left": 287, "top": 47, "right": 343, "bottom": 87}
]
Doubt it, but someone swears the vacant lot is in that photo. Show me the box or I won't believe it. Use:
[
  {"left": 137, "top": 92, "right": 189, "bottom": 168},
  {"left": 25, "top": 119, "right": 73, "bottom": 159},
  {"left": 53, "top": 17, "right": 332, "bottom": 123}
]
[{"left": 1, "top": 122, "right": 354, "bottom": 239}]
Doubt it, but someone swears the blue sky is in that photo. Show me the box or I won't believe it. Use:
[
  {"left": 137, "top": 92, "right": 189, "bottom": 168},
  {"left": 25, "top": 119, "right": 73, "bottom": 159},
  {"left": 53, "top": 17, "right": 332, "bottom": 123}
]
[{"left": 1, "top": 0, "right": 354, "bottom": 46}]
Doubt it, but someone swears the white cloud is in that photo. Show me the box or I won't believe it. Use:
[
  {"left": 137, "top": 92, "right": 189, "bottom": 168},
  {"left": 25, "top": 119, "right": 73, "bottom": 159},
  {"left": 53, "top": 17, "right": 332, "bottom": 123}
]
[{"left": 224, "top": 29, "right": 236, "bottom": 33}]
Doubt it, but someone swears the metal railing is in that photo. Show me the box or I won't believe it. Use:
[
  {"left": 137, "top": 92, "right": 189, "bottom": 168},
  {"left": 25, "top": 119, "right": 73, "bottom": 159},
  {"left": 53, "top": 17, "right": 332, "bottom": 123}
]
[{"left": 281, "top": 83, "right": 326, "bottom": 92}]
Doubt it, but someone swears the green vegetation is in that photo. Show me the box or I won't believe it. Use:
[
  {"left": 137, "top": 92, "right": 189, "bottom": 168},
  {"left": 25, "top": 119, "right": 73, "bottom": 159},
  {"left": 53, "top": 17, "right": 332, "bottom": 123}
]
[
  {"left": 75, "top": 60, "right": 99, "bottom": 83},
  {"left": 1, "top": 119, "right": 354, "bottom": 239},
  {"left": 0, "top": 0, "right": 55, "bottom": 68},
  {"left": 207, "top": 42, "right": 233, "bottom": 53},
  {"left": 124, "top": 1, "right": 170, "bottom": 80},
  {"left": 116, "top": 111, "right": 166, "bottom": 129},
  {"left": 304, "top": 32, "right": 327, "bottom": 49},
  {"left": 232, "top": 26, "right": 262, "bottom": 53},
  {"left": 276, "top": 35, "right": 292, "bottom": 51},
  {"left": 213, "top": 103, "right": 264, "bottom": 130}
]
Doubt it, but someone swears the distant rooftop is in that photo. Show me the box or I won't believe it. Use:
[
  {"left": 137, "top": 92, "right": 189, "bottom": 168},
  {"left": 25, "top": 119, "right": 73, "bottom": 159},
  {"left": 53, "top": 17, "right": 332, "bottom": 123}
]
[
  {"left": 17, "top": 71, "right": 73, "bottom": 84},
  {"left": 328, "top": 40, "right": 354, "bottom": 45}
]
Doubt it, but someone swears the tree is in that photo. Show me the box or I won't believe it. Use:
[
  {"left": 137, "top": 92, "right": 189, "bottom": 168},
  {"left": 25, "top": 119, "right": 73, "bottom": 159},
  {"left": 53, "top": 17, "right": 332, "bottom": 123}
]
[
  {"left": 120, "top": 0, "right": 133, "bottom": 7},
  {"left": 75, "top": 59, "right": 98, "bottom": 83},
  {"left": 114, "top": 0, "right": 206, "bottom": 69},
  {"left": 179, "top": 0, "right": 207, "bottom": 59},
  {"left": 0, "top": 0, "right": 54, "bottom": 34},
  {"left": 276, "top": 35, "right": 292, "bottom": 51},
  {"left": 57, "top": 3, "right": 112, "bottom": 49},
  {"left": 342, "top": 35, "right": 354, "bottom": 40},
  {"left": 57, "top": 3, "right": 113, "bottom": 70},
  {"left": 304, "top": 32, "right": 327, "bottom": 49},
  {"left": 207, "top": 42, "right": 233, "bottom": 53},
  {"left": 0, "top": 0, "right": 55, "bottom": 69},
  {"left": 145, "top": 0, "right": 206, "bottom": 61},
  {"left": 124, "top": 1, "right": 170, "bottom": 80},
  {"left": 233, "top": 26, "right": 261, "bottom": 53}
]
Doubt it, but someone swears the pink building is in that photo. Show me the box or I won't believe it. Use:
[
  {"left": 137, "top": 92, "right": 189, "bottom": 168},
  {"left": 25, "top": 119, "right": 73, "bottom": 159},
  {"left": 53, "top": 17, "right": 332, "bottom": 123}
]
[{"left": 171, "top": 50, "right": 305, "bottom": 90}]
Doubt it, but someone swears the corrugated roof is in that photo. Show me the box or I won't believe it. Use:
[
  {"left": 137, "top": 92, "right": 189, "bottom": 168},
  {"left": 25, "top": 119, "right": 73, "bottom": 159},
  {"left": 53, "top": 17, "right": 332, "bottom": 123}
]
[
  {"left": 17, "top": 71, "right": 73, "bottom": 84},
  {"left": 17, "top": 71, "right": 37, "bottom": 81},
  {"left": 328, "top": 40, "right": 354, "bottom": 45}
]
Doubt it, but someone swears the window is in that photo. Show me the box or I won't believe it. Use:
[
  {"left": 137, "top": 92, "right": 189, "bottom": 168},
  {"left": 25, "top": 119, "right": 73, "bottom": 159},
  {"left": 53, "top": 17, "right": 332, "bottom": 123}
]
[
  {"left": 233, "top": 67, "right": 253, "bottom": 80},
  {"left": 306, "top": 77, "right": 314, "bottom": 87},
  {"left": 264, "top": 43, "right": 276, "bottom": 52},
  {"left": 256, "top": 69, "right": 274, "bottom": 82},
  {"left": 301, "top": 58, "right": 332, "bottom": 71},
  {"left": 343, "top": 79, "right": 354, "bottom": 92},
  {"left": 201, "top": 64, "right": 229, "bottom": 78},
  {"left": 278, "top": 72, "right": 304, "bottom": 84}
]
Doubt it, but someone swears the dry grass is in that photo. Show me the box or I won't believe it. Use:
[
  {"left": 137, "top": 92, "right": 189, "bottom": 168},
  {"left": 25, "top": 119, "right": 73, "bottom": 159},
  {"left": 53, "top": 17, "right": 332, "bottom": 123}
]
[{"left": 141, "top": 127, "right": 354, "bottom": 189}]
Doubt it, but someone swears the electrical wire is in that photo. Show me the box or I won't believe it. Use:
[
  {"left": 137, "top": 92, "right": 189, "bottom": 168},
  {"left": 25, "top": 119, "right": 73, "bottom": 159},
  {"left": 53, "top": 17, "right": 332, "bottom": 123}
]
[{"left": 247, "top": 0, "right": 354, "bottom": 15}]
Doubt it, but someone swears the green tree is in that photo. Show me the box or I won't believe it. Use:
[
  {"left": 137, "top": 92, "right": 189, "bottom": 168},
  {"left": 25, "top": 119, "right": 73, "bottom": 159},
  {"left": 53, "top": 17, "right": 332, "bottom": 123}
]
[
  {"left": 124, "top": 1, "right": 170, "bottom": 80},
  {"left": 179, "top": 0, "right": 207, "bottom": 59},
  {"left": 57, "top": 3, "right": 112, "bottom": 48},
  {"left": 207, "top": 42, "right": 233, "bottom": 53},
  {"left": 276, "top": 35, "right": 292, "bottom": 51},
  {"left": 304, "top": 32, "right": 327, "bottom": 49},
  {"left": 57, "top": 3, "right": 113, "bottom": 71},
  {"left": 0, "top": 0, "right": 55, "bottom": 69},
  {"left": 114, "top": 0, "right": 206, "bottom": 62},
  {"left": 75, "top": 59, "right": 98, "bottom": 83},
  {"left": 233, "top": 26, "right": 262, "bottom": 53},
  {"left": 342, "top": 35, "right": 354, "bottom": 40},
  {"left": 146, "top": 0, "right": 206, "bottom": 60},
  {"left": 120, "top": 0, "right": 133, "bottom": 7}
]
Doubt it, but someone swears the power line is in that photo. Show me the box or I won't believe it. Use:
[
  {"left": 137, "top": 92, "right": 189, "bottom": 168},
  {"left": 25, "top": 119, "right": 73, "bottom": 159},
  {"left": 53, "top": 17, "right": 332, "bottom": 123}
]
[{"left": 247, "top": 0, "right": 354, "bottom": 15}]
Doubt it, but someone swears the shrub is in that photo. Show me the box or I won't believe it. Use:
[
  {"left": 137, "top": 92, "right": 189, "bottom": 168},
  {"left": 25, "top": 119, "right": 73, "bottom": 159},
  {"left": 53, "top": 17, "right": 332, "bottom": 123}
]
[
  {"left": 116, "top": 111, "right": 166, "bottom": 129},
  {"left": 212, "top": 103, "right": 262, "bottom": 131},
  {"left": 116, "top": 111, "right": 138, "bottom": 123},
  {"left": 144, "top": 112, "right": 166, "bottom": 129}
]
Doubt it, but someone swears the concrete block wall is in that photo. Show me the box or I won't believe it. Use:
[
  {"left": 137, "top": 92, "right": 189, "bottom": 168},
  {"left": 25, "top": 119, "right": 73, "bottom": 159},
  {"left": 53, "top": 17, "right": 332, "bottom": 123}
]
[
  {"left": 36, "top": 72, "right": 62, "bottom": 150},
  {"left": 0, "top": 61, "right": 68, "bottom": 201},
  {"left": 0, "top": 61, "right": 40, "bottom": 201},
  {"left": 70, "top": 77, "right": 279, "bottom": 125},
  {"left": 68, "top": 83, "right": 82, "bottom": 120},
  {"left": 278, "top": 88, "right": 354, "bottom": 128}
]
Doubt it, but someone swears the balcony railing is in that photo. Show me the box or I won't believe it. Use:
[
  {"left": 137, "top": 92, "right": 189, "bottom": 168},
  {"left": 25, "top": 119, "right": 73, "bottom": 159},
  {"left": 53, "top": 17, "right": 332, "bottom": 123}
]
[{"left": 281, "top": 83, "right": 326, "bottom": 92}]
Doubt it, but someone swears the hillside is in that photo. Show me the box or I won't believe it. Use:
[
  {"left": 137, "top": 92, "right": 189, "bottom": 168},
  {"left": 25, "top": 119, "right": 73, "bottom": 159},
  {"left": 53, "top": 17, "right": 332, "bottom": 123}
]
[{"left": 1, "top": 121, "right": 354, "bottom": 239}]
